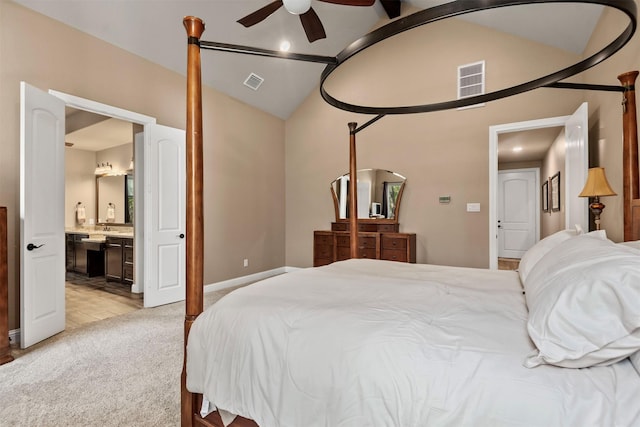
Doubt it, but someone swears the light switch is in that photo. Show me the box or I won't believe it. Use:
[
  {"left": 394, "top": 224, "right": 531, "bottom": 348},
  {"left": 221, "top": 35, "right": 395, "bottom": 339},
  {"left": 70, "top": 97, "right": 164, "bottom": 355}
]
[{"left": 467, "top": 203, "right": 480, "bottom": 212}]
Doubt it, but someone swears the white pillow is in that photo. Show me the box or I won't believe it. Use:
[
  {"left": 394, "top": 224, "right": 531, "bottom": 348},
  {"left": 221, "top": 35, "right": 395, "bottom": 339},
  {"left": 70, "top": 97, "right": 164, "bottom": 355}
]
[
  {"left": 630, "top": 351, "right": 640, "bottom": 376},
  {"left": 523, "top": 233, "right": 640, "bottom": 368},
  {"left": 518, "top": 226, "right": 584, "bottom": 284}
]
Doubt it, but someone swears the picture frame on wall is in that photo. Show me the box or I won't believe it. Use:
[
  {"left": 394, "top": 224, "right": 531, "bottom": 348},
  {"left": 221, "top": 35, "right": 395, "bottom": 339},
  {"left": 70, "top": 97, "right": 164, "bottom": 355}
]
[
  {"left": 551, "top": 172, "right": 561, "bottom": 212},
  {"left": 542, "top": 180, "right": 549, "bottom": 213}
]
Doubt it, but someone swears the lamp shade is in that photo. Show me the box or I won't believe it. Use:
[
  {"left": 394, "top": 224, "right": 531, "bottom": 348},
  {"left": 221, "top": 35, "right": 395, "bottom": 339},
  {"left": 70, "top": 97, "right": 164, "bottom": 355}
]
[{"left": 579, "top": 167, "right": 617, "bottom": 197}]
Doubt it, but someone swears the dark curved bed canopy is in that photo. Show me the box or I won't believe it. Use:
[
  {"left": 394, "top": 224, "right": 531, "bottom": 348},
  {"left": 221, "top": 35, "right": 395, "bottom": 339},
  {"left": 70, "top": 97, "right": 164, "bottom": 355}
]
[{"left": 181, "top": 1, "right": 640, "bottom": 425}]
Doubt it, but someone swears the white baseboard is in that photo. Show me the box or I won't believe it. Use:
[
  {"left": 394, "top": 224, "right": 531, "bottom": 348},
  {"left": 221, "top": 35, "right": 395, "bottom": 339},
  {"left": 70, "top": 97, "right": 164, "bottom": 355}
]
[
  {"left": 9, "top": 329, "right": 20, "bottom": 347},
  {"left": 203, "top": 266, "right": 303, "bottom": 293}
]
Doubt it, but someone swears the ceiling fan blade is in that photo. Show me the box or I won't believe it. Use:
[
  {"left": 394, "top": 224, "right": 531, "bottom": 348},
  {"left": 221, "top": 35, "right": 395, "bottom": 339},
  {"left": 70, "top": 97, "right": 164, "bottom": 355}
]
[
  {"left": 380, "top": 0, "right": 401, "bottom": 18},
  {"left": 318, "top": 0, "right": 375, "bottom": 5},
  {"left": 237, "top": 1, "right": 283, "bottom": 27},
  {"left": 300, "top": 7, "right": 326, "bottom": 43}
]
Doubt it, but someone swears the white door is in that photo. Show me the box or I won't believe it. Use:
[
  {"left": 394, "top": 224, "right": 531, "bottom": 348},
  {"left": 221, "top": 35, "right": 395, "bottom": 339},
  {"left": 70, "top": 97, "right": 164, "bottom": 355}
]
[
  {"left": 564, "top": 102, "right": 589, "bottom": 231},
  {"left": 144, "top": 124, "right": 186, "bottom": 307},
  {"left": 20, "top": 82, "right": 66, "bottom": 348},
  {"left": 497, "top": 169, "right": 538, "bottom": 259}
]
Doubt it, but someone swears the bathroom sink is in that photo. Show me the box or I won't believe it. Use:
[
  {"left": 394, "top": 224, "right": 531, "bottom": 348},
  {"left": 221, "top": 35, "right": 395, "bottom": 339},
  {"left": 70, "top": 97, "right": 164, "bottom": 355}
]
[{"left": 84, "top": 234, "right": 106, "bottom": 242}]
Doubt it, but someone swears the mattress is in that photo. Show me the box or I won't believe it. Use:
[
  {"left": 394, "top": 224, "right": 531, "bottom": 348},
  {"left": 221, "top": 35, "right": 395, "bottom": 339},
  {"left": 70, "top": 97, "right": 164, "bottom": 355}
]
[{"left": 187, "top": 259, "right": 640, "bottom": 427}]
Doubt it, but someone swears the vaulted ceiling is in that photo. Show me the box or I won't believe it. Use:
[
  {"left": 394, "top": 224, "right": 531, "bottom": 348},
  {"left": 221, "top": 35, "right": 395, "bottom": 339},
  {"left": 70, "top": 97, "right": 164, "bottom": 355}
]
[{"left": 13, "top": 0, "right": 604, "bottom": 119}]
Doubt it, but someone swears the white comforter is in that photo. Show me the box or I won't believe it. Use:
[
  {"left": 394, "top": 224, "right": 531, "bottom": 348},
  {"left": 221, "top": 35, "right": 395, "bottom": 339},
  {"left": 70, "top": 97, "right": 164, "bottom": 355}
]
[{"left": 187, "top": 259, "right": 640, "bottom": 427}]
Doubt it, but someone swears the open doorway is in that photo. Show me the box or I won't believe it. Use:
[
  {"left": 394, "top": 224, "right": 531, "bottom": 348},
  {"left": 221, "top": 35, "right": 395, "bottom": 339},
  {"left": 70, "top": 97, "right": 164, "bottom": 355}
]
[
  {"left": 21, "top": 83, "right": 186, "bottom": 348},
  {"left": 488, "top": 103, "right": 589, "bottom": 269},
  {"left": 63, "top": 108, "right": 142, "bottom": 329},
  {"left": 495, "top": 127, "right": 561, "bottom": 271}
]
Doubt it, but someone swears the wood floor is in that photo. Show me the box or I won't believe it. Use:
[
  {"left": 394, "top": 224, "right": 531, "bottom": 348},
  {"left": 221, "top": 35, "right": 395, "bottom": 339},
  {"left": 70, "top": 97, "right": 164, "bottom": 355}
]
[
  {"left": 498, "top": 257, "right": 520, "bottom": 271},
  {"left": 65, "top": 272, "right": 143, "bottom": 330}
]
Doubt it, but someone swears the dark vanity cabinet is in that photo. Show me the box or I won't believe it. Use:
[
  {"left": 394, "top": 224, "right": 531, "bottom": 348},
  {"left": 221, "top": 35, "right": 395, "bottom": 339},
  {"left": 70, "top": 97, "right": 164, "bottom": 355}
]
[
  {"left": 66, "top": 233, "right": 105, "bottom": 277},
  {"left": 105, "top": 237, "right": 134, "bottom": 284}
]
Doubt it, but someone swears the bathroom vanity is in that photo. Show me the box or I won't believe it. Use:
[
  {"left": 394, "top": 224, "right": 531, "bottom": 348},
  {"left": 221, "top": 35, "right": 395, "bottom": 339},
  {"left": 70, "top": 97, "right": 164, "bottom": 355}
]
[
  {"left": 105, "top": 236, "right": 134, "bottom": 284},
  {"left": 66, "top": 233, "right": 105, "bottom": 277},
  {"left": 65, "top": 229, "right": 134, "bottom": 283}
]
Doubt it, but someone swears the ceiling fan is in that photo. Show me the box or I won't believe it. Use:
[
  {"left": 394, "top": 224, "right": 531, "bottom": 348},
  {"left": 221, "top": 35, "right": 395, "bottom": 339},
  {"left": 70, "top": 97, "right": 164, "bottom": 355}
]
[{"left": 237, "top": 0, "right": 377, "bottom": 43}]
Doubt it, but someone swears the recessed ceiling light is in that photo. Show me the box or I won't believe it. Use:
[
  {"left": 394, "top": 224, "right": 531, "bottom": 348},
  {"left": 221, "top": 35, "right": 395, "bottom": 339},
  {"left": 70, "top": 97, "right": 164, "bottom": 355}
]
[
  {"left": 280, "top": 40, "right": 291, "bottom": 52},
  {"left": 513, "top": 146, "right": 523, "bottom": 152}
]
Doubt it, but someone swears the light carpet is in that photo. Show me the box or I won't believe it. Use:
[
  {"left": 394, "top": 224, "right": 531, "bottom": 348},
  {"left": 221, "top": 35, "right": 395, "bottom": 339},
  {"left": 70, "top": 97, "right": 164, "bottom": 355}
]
[{"left": 0, "top": 287, "right": 238, "bottom": 427}]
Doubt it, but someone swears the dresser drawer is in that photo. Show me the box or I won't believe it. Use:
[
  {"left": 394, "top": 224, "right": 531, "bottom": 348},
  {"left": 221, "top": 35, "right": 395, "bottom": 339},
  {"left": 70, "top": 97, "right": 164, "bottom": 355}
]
[
  {"left": 336, "top": 235, "right": 350, "bottom": 247},
  {"left": 359, "top": 248, "right": 377, "bottom": 259},
  {"left": 380, "top": 249, "right": 408, "bottom": 262},
  {"left": 358, "top": 236, "right": 377, "bottom": 249},
  {"left": 331, "top": 222, "right": 348, "bottom": 231},
  {"left": 382, "top": 235, "right": 407, "bottom": 250},
  {"left": 336, "top": 247, "right": 351, "bottom": 261},
  {"left": 314, "top": 244, "right": 333, "bottom": 260},
  {"left": 357, "top": 223, "right": 378, "bottom": 232},
  {"left": 314, "top": 232, "right": 333, "bottom": 246},
  {"left": 377, "top": 224, "right": 399, "bottom": 232},
  {"left": 337, "top": 246, "right": 377, "bottom": 260},
  {"left": 337, "top": 234, "right": 377, "bottom": 248},
  {"left": 314, "top": 229, "right": 416, "bottom": 265}
]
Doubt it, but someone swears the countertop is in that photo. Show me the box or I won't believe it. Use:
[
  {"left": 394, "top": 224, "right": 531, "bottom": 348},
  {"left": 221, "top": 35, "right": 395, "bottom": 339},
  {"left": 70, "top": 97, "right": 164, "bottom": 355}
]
[{"left": 65, "top": 228, "right": 134, "bottom": 240}]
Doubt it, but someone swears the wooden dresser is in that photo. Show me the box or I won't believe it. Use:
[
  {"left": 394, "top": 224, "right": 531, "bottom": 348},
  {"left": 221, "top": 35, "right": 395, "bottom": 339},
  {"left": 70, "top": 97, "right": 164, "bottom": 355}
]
[
  {"left": 1, "top": 207, "right": 14, "bottom": 365},
  {"left": 314, "top": 220, "right": 416, "bottom": 267}
]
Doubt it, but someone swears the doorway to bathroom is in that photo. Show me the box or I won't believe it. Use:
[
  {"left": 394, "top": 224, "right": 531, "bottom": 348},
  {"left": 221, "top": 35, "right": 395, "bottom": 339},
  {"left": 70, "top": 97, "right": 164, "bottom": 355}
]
[
  {"left": 20, "top": 83, "right": 187, "bottom": 348},
  {"left": 63, "top": 107, "right": 143, "bottom": 329}
]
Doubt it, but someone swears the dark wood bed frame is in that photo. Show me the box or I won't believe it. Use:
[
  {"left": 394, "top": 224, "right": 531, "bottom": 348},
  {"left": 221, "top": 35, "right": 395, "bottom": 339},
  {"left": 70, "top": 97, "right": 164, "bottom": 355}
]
[{"left": 180, "top": 16, "right": 640, "bottom": 427}]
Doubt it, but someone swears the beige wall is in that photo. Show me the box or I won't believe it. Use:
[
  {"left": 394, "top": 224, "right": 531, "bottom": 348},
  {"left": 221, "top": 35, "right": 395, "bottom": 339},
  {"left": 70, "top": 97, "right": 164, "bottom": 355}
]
[
  {"left": 541, "top": 132, "right": 567, "bottom": 237},
  {"left": 0, "top": 1, "right": 285, "bottom": 330},
  {"left": 582, "top": 4, "right": 640, "bottom": 243},
  {"left": 65, "top": 148, "right": 97, "bottom": 228},
  {"left": 286, "top": 16, "right": 586, "bottom": 269}
]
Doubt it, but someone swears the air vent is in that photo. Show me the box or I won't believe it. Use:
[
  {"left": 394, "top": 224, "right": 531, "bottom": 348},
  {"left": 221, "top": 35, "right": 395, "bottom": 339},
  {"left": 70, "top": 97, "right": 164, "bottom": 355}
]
[
  {"left": 243, "top": 73, "right": 264, "bottom": 91},
  {"left": 457, "top": 61, "right": 485, "bottom": 109}
]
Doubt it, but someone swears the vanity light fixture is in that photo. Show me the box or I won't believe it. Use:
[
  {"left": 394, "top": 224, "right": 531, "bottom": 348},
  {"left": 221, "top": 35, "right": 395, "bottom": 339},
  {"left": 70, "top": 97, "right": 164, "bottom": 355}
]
[{"left": 95, "top": 162, "right": 113, "bottom": 175}]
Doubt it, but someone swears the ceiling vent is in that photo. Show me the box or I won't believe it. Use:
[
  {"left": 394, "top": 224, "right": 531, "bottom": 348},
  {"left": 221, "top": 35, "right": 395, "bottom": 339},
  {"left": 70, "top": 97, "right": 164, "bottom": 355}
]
[
  {"left": 457, "top": 61, "right": 485, "bottom": 109},
  {"left": 243, "top": 73, "right": 264, "bottom": 91}
]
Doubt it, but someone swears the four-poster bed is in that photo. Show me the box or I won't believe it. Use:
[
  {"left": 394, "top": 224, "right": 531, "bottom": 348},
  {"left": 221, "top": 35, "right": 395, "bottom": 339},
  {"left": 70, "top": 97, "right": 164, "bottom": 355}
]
[{"left": 181, "top": 1, "right": 640, "bottom": 425}]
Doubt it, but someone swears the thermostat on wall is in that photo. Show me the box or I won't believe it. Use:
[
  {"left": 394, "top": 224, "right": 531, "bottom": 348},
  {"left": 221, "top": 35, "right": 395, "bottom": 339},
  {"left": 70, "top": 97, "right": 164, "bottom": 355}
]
[{"left": 439, "top": 196, "right": 451, "bottom": 204}]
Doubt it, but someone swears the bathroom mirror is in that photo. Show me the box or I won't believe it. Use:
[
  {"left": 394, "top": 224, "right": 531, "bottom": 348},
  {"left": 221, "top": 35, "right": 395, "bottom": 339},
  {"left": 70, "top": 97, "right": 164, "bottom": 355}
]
[
  {"left": 331, "top": 169, "right": 406, "bottom": 222},
  {"left": 96, "top": 174, "right": 134, "bottom": 225}
]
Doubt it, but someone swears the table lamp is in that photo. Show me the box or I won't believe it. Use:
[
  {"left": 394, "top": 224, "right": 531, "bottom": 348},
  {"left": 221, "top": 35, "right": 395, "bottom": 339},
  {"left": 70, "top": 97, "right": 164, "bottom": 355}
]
[{"left": 578, "top": 167, "right": 617, "bottom": 230}]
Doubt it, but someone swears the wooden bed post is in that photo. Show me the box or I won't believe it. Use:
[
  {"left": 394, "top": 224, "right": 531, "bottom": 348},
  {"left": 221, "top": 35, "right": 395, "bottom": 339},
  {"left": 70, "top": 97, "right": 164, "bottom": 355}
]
[
  {"left": 618, "top": 71, "right": 640, "bottom": 241},
  {"left": 348, "top": 122, "right": 358, "bottom": 259},
  {"left": 182, "top": 15, "right": 205, "bottom": 427}
]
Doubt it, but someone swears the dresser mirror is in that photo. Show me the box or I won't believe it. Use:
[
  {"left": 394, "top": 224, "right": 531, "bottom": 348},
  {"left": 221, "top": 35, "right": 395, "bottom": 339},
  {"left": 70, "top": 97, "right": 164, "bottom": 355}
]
[
  {"left": 96, "top": 174, "right": 134, "bottom": 225},
  {"left": 331, "top": 169, "right": 406, "bottom": 222}
]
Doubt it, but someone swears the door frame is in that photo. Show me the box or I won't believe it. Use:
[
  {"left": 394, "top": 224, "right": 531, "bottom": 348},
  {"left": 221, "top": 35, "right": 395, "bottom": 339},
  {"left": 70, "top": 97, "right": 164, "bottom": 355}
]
[
  {"left": 497, "top": 167, "right": 540, "bottom": 258},
  {"left": 489, "top": 115, "right": 571, "bottom": 269},
  {"left": 49, "top": 90, "right": 156, "bottom": 294}
]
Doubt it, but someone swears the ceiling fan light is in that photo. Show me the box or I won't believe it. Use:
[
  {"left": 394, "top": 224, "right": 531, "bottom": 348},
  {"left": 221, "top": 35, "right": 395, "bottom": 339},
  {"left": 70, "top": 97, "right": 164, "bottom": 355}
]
[{"left": 283, "top": 0, "right": 311, "bottom": 15}]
